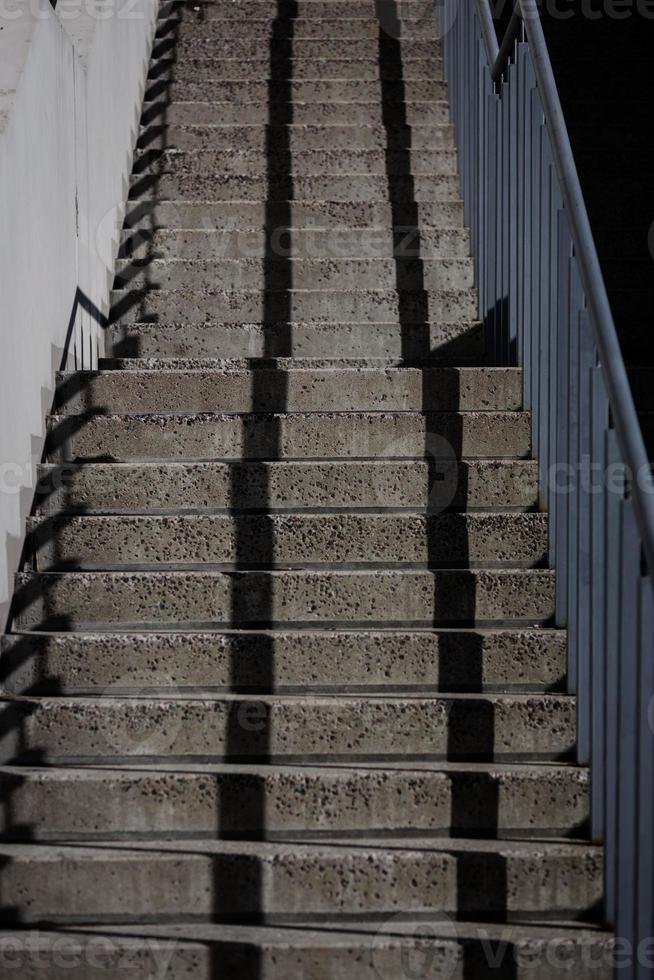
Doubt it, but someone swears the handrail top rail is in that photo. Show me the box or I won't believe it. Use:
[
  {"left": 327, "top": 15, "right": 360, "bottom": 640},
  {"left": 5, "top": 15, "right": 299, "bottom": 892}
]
[
  {"left": 476, "top": 0, "right": 500, "bottom": 64},
  {"left": 475, "top": 0, "right": 654, "bottom": 577}
]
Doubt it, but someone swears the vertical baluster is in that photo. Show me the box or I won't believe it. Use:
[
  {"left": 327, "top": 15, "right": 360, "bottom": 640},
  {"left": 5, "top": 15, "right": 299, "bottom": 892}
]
[
  {"left": 529, "top": 91, "right": 542, "bottom": 446},
  {"left": 477, "top": 41, "right": 486, "bottom": 315},
  {"left": 515, "top": 43, "right": 526, "bottom": 368},
  {"left": 615, "top": 497, "right": 640, "bottom": 960},
  {"left": 554, "top": 224, "right": 573, "bottom": 617},
  {"left": 576, "top": 313, "right": 594, "bottom": 763},
  {"left": 485, "top": 89, "right": 494, "bottom": 342},
  {"left": 501, "top": 76, "right": 510, "bottom": 362},
  {"left": 637, "top": 574, "right": 654, "bottom": 978},
  {"left": 489, "top": 92, "right": 499, "bottom": 358},
  {"left": 476, "top": 37, "right": 484, "bottom": 293},
  {"left": 537, "top": 146, "right": 552, "bottom": 508},
  {"left": 487, "top": 67, "right": 493, "bottom": 334},
  {"left": 547, "top": 192, "right": 563, "bottom": 519},
  {"left": 508, "top": 53, "right": 518, "bottom": 363},
  {"left": 521, "top": 57, "right": 536, "bottom": 409},
  {"left": 590, "top": 366, "right": 609, "bottom": 836},
  {"left": 565, "top": 264, "right": 583, "bottom": 694},
  {"left": 467, "top": 41, "right": 481, "bottom": 289},
  {"left": 462, "top": 10, "right": 469, "bottom": 208},
  {"left": 603, "top": 428, "right": 623, "bottom": 927}
]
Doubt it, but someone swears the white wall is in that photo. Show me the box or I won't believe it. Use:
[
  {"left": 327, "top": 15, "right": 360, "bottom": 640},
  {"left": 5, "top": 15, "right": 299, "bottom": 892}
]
[{"left": 0, "top": 0, "right": 159, "bottom": 625}]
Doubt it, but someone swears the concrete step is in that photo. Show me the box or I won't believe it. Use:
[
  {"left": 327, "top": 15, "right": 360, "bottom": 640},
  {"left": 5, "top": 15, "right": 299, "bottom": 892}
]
[
  {"left": 13, "top": 568, "right": 555, "bottom": 629},
  {"left": 159, "top": 0, "right": 438, "bottom": 18},
  {"left": 137, "top": 121, "right": 454, "bottom": 152},
  {"left": 109, "top": 287, "right": 478, "bottom": 324},
  {"left": 130, "top": 168, "right": 461, "bottom": 201},
  {"left": 144, "top": 77, "right": 447, "bottom": 102},
  {"left": 26, "top": 512, "right": 548, "bottom": 571},
  {"left": 0, "top": 762, "right": 587, "bottom": 839},
  {"left": 0, "top": 692, "right": 574, "bottom": 763},
  {"left": 108, "top": 319, "right": 483, "bottom": 361},
  {"left": 113, "top": 257, "right": 473, "bottom": 292},
  {"left": 45, "top": 411, "right": 531, "bottom": 463},
  {"left": 119, "top": 226, "right": 470, "bottom": 260},
  {"left": 101, "top": 355, "right": 482, "bottom": 369},
  {"left": 35, "top": 458, "right": 539, "bottom": 516},
  {"left": 0, "top": 627, "right": 564, "bottom": 694},
  {"left": 162, "top": 0, "right": 438, "bottom": 13},
  {"left": 133, "top": 146, "right": 458, "bottom": 176},
  {"left": 55, "top": 366, "right": 515, "bottom": 415},
  {"left": 123, "top": 198, "right": 465, "bottom": 231},
  {"left": 0, "top": 837, "right": 602, "bottom": 922},
  {"left": 152, "top": 36, "right": 442, "bottom": 60},
  {"left": 156, "top": 16, "right": 440, "bottom": 39},
  {"left": 141, "top": 99, "right": 451, "bottom": 127},
  {"left": 148, "top": 55, "right": 445, "bottom": 82},
  {"left": 0, "top": 920, "right": 615, "bottom": 979}
]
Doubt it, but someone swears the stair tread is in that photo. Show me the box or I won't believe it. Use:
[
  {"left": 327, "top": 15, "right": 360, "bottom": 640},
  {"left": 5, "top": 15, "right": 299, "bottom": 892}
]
[
  {"left": 0, "top": 918, "right": 608, "bottom": 940},
  {"left": 98, "top": 357, "right": 486, "bottom": 369},
  {"left": 6, "top": 691, "right": 571, "bottom": 703},
  {"left": 0, "top": 835, "right": 595, "bottom": 854},
  {"left": 0, "top": 760, "right": 581, "bottom": 774}
]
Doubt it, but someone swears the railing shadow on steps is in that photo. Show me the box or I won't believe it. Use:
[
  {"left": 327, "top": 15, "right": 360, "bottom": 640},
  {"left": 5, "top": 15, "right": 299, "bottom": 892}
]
[{"left": 441, "top": 0, "right": 654, "bottom": 964}]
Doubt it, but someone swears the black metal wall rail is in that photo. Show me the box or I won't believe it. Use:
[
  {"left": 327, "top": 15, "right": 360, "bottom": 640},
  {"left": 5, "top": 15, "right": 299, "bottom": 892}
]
[{"left": 442, "top": 0, "right": 654, "bottom": 966}]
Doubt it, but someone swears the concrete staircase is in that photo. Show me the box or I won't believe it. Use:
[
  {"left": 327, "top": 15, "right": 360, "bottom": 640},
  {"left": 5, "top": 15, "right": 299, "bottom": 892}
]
[{"left": 0, "top": 0, "right": 612, "bottom": 975}]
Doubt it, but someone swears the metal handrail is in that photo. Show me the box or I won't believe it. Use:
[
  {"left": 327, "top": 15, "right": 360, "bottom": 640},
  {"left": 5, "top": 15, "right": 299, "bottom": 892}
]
[
  {"left": 476, "top": 0, "right": 500, "bottom": 64},
  {"left": 483, "top": 0, "right": 654, "bottom": 578}
]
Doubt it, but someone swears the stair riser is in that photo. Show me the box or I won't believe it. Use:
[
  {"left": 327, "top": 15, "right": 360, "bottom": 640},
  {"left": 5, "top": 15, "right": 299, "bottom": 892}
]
[
  {"left": 36, "top": 460, "right": 538, "bottom": 516},
  {"left": 148, "top": 57, "right": 444, "bottom": 82},
  {"left": 120, "top": 228, "right": 470, "bottom": 261},
  {"left": 0, "top": 768, "right": 588, "bottom": 838},
  {"left": 1, "top": 629, "right": 565, "bottom": 694},
  {"left": 156, "top": 17, "right": 440, "bottom": 39},
  {"left": 153, "top": 37, "right": 442, "bottom": 59},
  {"left": 0, "top": 845, "right": 602, "bottom": 922},
  {"left": 145, "top": 78, "right": 447, "bottom": 102},
  {"left": 27, "top": 513, "right": 548, "bottom": 571},
  {"left": 0, "top": 695, "right": 574, "bottom": 763},
  {"left": 113, "top": 258, "right": 473, "bottom": 292},
  {"left": 55, "top": 367, "right": 519, "bottom": 415},
  {"left": 124, "top": 200, "right": 464, "bottom": 231},
  {"left": 142, "top": 100, "right": 451, "bottom": 126},
  {"left": 109, "top": 320, "right": 482, "bottom": 361},
  {"left": 13, "top": 569, "right": 555, "bottom": 630},
  {"left": 0, "top": 929, "right": 616, "bottom": 980},
  {"left": 109, "top": 288, "right": 478, "bottom": 325},
  {"left": 134, "top": 148, "right": 458, "bottom": 176},
  {"left": 46, "top": 413, "right": 531, "bottom": 464},
  {"left": 130, "top": 171, "right": 460, "bottom": 202},
  {"left": 138, "top": 122, "right": 453, "bottom": 152},
  {"left": 161, "top": 0, "right": 439, "bottom": 16}
]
